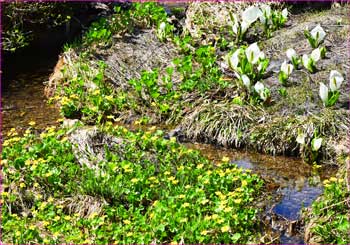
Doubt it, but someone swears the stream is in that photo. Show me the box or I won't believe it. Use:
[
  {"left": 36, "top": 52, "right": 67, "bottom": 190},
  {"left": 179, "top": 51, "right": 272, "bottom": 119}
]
[{"left": 1, "top": 71, "right": 337, "bottom": 244}]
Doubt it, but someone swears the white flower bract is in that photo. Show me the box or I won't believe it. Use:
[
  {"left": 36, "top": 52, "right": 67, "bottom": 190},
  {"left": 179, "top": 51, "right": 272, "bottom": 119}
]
[
  {"left": 242, "top": 6, "right": 263, "bottom": 25},
  {"left": 319, "top": 82, "right": 329, "bottom": 104},
  {"left": 310, "top": 48, "right": 321, "bottom": 62},
  {"left": 310, "top": 24, "right": 326, "bottom": 44},
  {"left": 281, "top": 60, "right": 293, "bottom": 76},
  {"left": 241, "top": 74, "right": 251, "bottom": 88},
  {"left": 245, "top": 42, "right": 262, "bottom": 64},
  {"left": 286, "top": 48, "right": 297, "bottom": 61},
  {"left": 329, "top": 70, "right": 343, "bottom": 92}
]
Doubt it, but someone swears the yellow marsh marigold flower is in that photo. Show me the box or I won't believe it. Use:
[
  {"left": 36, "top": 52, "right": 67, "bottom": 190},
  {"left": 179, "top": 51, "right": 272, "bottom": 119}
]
[
  {"left": 29, "top": 121, "right": 36, "bottom": 126},
  {"left": 200, "top": 230, "right": 209, "bottom": 235},
  {"left": 221, "top": 225, "right": 230, "bottom": 232},
  {"left": 234, "top": 199, "right": 242, "bottom": 204},
  {"left": 197, "top": 163, "right": 204, "bottom": 169},
  {"left": 182, "top": 202, "right": 190, "bottom": 208},
  {"left": 131, "top": 178, "right": 139, "bottom": 183},
  {"left": 329, "top": 177, "right": 337, "bottom": 182},
  {"left": 178, "top": 194, "right": 186, "bottom": 199},
  {"left": 123, "top": 220, "right": 131, "bottom": 225},
  {"left": 222, "top": 156, "right": 230, "bottom": 162}
]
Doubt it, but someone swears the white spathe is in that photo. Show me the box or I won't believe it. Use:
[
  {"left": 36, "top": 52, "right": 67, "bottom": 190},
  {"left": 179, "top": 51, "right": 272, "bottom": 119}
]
[
  {"left": 254, "top": 81, "right": 265, "bottom": 94},
  {"left": 159, "top": 22, "right": 166, "bottom": 31},
  {"left": 242, "top": 6, "right": 263, "bottom": 25},
  {"left": 311, "top": 137, "right": 323, "bottom": 151},
  {"left": 241, "top": 74, "right": 251, "bottom": 88},
  {"left": 286, "top": 48, "right": 297, "bottom": 61},
  {"left": 282, "top": 8, "right": 288, "bottom": 18},
  {"left": 229, "top": 49, "right": 240, "bottom": 69},
  {"left": 281, "top": 60, "right": 293, "bottom": 76},
  {"left": 302, "top": 54, "right": 310, "bottom": 68},
  {"left": 241, "top": 21, "right": 250, "bottom": 34},
  {"left": 259, "top": 4, "right": 271, "bottom": 23},
  {"left": 319, "top": 82, "right": 329, "bottom": 104},
  {"left": 310, "top": 24, "right": 326, "bottom": 43},
  {"left": 311, "top": 48, "right": 321, "bottom": 62},
  {"left": 296, "top": 132, "right": 306, "bottom": 145},
  {"left": 245, "top": 42, "right": 261, "bottom": 64},
  {"left": 329, "top": 70, "right": 344, "bottom": 92}
]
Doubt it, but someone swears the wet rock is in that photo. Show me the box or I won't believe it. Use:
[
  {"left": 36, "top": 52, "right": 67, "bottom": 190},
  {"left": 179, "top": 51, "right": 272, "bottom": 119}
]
[{"left": 68, "top": 126, "right": 124, "bottom": 169}]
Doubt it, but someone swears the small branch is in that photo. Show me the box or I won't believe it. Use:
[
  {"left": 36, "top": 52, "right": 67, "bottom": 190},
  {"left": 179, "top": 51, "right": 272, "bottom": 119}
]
[{"left": 319, "top": 199, "right": 348, "bottom": 212}]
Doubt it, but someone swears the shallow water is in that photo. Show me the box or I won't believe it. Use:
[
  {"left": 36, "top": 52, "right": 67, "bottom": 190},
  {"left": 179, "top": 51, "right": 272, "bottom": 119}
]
[
  {"left": 1, "top": 71, "right": 61, "bottom": 138},
  {"left": 184, "top": 142, "right": 336, "bottom": 243}
]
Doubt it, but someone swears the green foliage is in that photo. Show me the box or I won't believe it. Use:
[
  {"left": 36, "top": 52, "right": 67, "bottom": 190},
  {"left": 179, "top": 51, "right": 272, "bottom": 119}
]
[
  {"left": 305, "top": 174, "right": 350, "bottom": 244},
  {"left": 2, "top": 125, "right": 264, "bottom": 244}
]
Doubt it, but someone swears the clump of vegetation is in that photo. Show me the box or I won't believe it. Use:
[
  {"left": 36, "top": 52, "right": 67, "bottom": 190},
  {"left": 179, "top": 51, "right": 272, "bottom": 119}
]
[
  {"left": 303, "top": 157, "right": 350, "bottom": 244},
  {"left": 2, "top": 125, "right": 264, "bottom": 244}
]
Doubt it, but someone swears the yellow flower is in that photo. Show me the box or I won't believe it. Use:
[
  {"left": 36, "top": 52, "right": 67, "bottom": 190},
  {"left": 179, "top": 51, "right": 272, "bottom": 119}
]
[
  {"left": 217, "top": 218, "right": 225, "bottom": 224},
  {"left": 224, "top": 207, "right": 233, "bottom": 213},
  {"left": 221, "top": 225, "right": 230, "bottom": 232},
  {"left": 15, "top": 231, "right": 21, "bottom": 237},
  {"left": 200, "top": 230, "right": 209, "bottom": 235},
  {"left": 234, "top": 199, "right": 242, "bottom": 204},
  {"left": 123, "top": 220, "right": 131, "bottom": 225},
  {"left": 42, "top": 221, "right": 49, "bottom": 227},
  {"left": 177, "top": 166, "right": 185, "bottom": 171},
  {"left": 48, "top": 197, "right": 54, "bottom": 203},
  {"left": 329, "top": 177, "right": 337, "bottom": 182},
  {"left": 241, "top": 180, "right": 248, "bottom": 187},
  {"left": 1, "top": 192, "right": 9, "bottom": 197},
  {"left": 126, "top": 232, "right": 133, "bottom": 237},
  {"left": 180, "top": 218, "right": 188, "bottom": 223},
  {"left": 197, "top": 164, "right": 204, "bottom": 169},
  {"left": 182, "top": 203, "right": 190, "bottom": 208},
  {"left": 185, "top": 185, "right": 191, "bottom": 189},
  {"left": 64, "top": 216, "right": 71, "bottom": 221},
  {"left": 168, "top": 176, "right": 175, "bottom": 181},
  {"left": 204, "top": 215, "right": 211, "bottom": 221},
  {"left": 203, "top": 179, "right": 209, "bottom": 184},
  {"left": 178, "top": 194, "right": 186, "bottom": 199},
  {"left": 43, "top": 238, "right": 50, "bottom": 243},
  {"left": 200, "top": 199, "right": 209, "bottom": 205},
  {"left": 323, "top": 179, "right": 330, "bottom": 185},
  {"left": 222, "top": 156, "right": 230, "bottom": 162},
  {"left": 19, "top": 183, "right": 26, "bottom": 188},
  {"left": 211, "top": 214, "right": 219, "bottom": 220},
  {"left": 172, "top": 179, "right": 179, "bottom": 185},
  {"left": 45, "top": 172, "right": 53, "bottom": 177},
  {"left": 131, "top": 178, "right": 139, "bottom": 183},
  {"left": 29, "top": 121, "right": 36, "bottom": 126},
  {"left": 53, "top": 215, "right": 60, "bottom": 221},
  {"left": 164, "top": 171, "right": 171, "bottom": 176},
  {"left": 29, "top": 225, "right": 36, "bottom": 230}
]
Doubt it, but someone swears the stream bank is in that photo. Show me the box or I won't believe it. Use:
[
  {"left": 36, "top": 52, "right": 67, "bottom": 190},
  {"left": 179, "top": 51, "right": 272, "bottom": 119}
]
[{"left": 2, "top": 2, "right": 349, "bottom": 244}]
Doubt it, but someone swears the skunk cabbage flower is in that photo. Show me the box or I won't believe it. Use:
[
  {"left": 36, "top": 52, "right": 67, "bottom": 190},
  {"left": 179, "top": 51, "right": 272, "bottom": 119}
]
[
  {"left": 254, "top": 81, "right": 265, "bottom": 94},
  {"left": 245, "top": 42, "right": 262, "bottom": 64},
  {"left": 296, "top": 132, "right": 306, "bottom": 145},
  {"left": 159, "top": 22, "right": 166, "bottom": 31},
  {"left": 281, "top": 60, "right": 293, "bottom": 76},
  {"left": 329, "top": 70, "right": 343, "bottom": 92},
  {"left": 311, "top": 137, "right": 323, "bottom": 151},
  {"left": 241, "top": 74, "right": 251, "bottom": 88},
  {"left": 310, "top": 48, "right": 321, "bottom": 62},
  {"left": 229, "top": 49, "right": 240, "bottom": 69},
  {"left": 242, "top": 6, "right": 263, "bottom": 25},
  {"left": 241, "top": 21, "right": 250, "bottom": 34},
  {"left": 260, "top": 4, "right": 271, "bottom": 23},
  {"left": 302, "top": 54, "right": 310, "bottom": 68},
  {"left": 319, "top": 82, "right": 329, "bottom": 105},
  {"left": 286, "top": 48, "right": 297, "bottom": 61},
  {"left": 310, "top": 24, "right": 326, "bottom": 45},
  {"left": 282, "top": 8, "right": 288, "bottom": 18}
]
